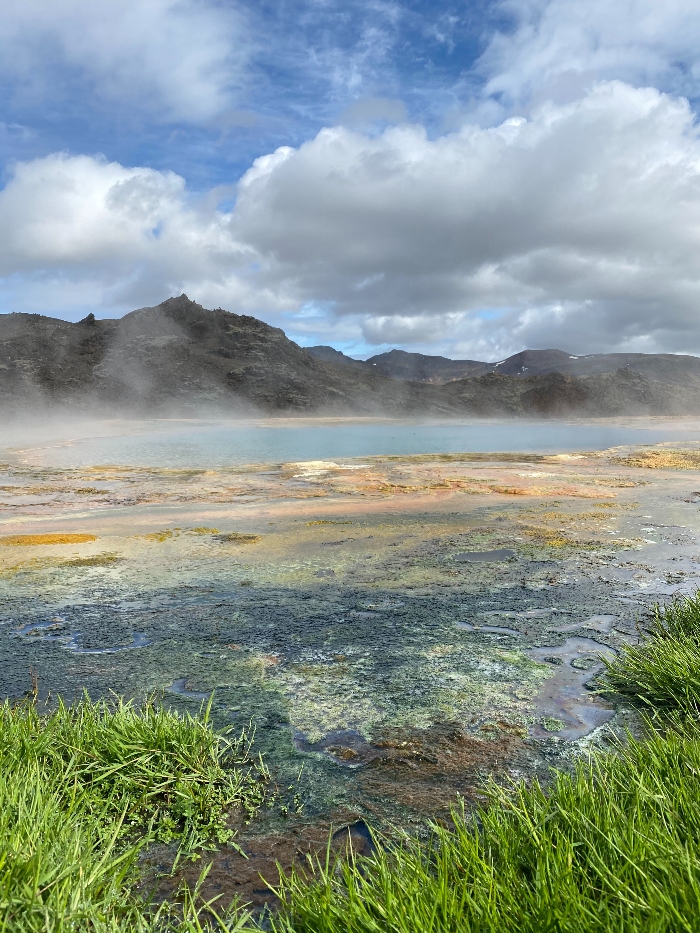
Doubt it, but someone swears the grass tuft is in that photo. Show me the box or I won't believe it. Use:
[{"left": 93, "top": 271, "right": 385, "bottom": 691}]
[
  {"left": 600, "top": 591, "right": 700, "bottom": 711},
  {"left": 0, "top": 695, "right": 268, "bottom": 931}
]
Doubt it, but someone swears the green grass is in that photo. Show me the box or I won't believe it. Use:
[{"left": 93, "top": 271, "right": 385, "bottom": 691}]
[
  {"left": 600, "top": 591, "right": 700, "bottom": 711},
  {"left": 0, "top": 695, "right": 268, "bottom": 931},
  {"left": 272, "top": 725, "right": 700, "bottom": 933}
]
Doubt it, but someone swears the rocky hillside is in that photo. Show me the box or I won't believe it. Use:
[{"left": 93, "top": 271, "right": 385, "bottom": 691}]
[
  {"left": 308, "top": 345, "right": 700, "bottom": 388},
  {"left": 307, "top": 346, "right": 487, "bottom": 382},
  {"left": 442, "top": 370, "right": 700, "bottom": 417},
  {"left": 0, "top": 295, "right": 447, "bottom": 414},
  {"left": 304, "top": 345, "right": 372, "bottom": 372},
  {"left": 1, "top": 296, "right": 699, "bottom": 416},
  {"left": 364, "top": 348, "right": 488, "bottom": 381}
]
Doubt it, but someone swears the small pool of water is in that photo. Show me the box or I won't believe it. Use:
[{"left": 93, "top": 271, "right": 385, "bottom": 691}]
[
  {"left": 456, "top": 622, "right": 521, "bottom": 635},
  {"left": 454, "top": 549, "right": 516, "bottom": 562},
  {"left": 167, "top": 678, "right": 212, "bottom": 700},
  {"left": 11, "top": 622, "right": 151, "bottom": 654},
  {"left": 8, "top": 418, "right": 700, "bottom": 469},
  {"left": 529, "top": 636, "right": 616, "bottom": 739}
]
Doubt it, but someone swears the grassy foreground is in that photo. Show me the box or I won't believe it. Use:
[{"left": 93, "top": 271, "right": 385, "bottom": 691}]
[
  {"left": 274, "top": 724, "right": 700, "bottom": 933},
  {"left": 0, "top": 695, "right": 268, "bottom": 931},
  {"left": 5, "top": 593, "right": 700, "bottom": 931}
]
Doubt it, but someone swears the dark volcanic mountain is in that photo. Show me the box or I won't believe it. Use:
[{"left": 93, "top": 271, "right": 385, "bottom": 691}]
[
  {"left": 366, "top": 349, "right": 487, "bottom": 382},
  {"left": 307, "top": 346, "right": 488, "bottom": 381},
  {"left": 309, "top": 345, "right": 700, "bottom": 388},
  {"left": 2, "top": 295, "right": 700, "bottom": 416},
  {"left": 441, "top": 370, "right": 698, "bottom": 417},
  {"left": 305, "top": 345, "right": 373, "bottom": 372},
  {"left": 0, "top": 295, "right": 445, "bottom": 414},
  {"left": 489, "top": 349, "right": 700, "bottom": 385}
]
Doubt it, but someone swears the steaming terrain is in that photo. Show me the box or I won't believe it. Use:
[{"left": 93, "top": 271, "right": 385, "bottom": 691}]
[
  {"left": 3, "top": 294, "right": 700, "bottom": 415},
  {"left": 3, "top": 416, "right": 700, "bottom": 907}
]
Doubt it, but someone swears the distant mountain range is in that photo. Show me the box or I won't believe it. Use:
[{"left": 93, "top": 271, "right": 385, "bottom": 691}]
[
  {"left": 1, "top": 294, "right": 700, "bottom": 417},
  {"left": 307, "top": 345, "right": 700, "bottom": 387}
]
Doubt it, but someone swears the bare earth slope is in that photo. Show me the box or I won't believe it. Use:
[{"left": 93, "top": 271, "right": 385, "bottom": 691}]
[{"left": 2, "top": 295, "right": 700, "bottom": 415}]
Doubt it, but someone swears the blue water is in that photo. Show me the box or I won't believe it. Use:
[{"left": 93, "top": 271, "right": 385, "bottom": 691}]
[{"left": 14, "top": 419, "right": 700, "bottom": 469}]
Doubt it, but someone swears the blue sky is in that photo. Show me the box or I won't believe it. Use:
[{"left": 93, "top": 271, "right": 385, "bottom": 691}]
[
  {"left": 0, "top": 1, "right": 498, "bottom": 185},
  {"left": 1, "top": 0, "right": 700, "bottom": 360}
]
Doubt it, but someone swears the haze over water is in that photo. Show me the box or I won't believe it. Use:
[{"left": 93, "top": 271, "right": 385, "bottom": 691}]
[{"left": 7, "top": 419, "right": 700, "bottom": 469}]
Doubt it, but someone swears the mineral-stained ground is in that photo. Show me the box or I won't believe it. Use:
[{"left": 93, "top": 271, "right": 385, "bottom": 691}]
[{"left": 2, "top": 437, "right": 700, "bottom": 909}]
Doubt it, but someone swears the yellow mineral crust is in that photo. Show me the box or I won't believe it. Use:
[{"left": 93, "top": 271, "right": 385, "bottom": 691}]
[
  {"left": 0, "top": 533, "right": 97, "bottom": 546},
  {"left": 613, "top": 449, "right": 700, "bottom": 470}
]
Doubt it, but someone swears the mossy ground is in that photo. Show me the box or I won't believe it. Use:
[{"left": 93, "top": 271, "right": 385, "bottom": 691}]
[{"left": 269, "top": 592, "right": 700, "bottom": 933}]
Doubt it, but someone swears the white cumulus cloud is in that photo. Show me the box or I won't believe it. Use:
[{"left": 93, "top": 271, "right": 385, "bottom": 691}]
[
  {"left": 3, "top": 0, "right": 700, "bottom": 358},
  {"left": 0, "top": 152, "right": 265, "bottom": 317},
  {"left": 0, "top": 0, "right": 248, "bottom": 124},
  {"left": 228, "top": 80, "right": 700, "bottom": 355},
  {"left": 4, "top": 79, "right": 700, "bottom": 358},
  {"left": 478, "top": 0, "right": 700, "bottom": 110}
]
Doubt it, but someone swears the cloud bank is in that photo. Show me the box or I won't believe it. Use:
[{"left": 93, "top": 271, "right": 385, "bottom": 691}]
[
  {"left": 1, "top": 0, "right": 700, "bottom": 359},
  {"left": 480, "top": 0, "right": 700, "bottom": 109}
]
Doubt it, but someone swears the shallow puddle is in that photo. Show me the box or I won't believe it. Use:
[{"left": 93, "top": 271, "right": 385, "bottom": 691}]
[
  {"left": 457, "top": 622, "right": 521, "bottom": 635},
  {"left": 294, "top": 728, "right": 372, "bottom": 766},
  {"left": 11, "top": 621, "right": 150, "bottom": 654},
  {"left": 454, "top": 549, "right": 516, "bottom": 562},
  {"left": 528, "top": 636, "right": 616, "bottom": 739},
  {"left": 167, "top": 678, "right": 212, "bottom": 700},
  {"left": 11, "top": 620, "right": 67, "bottom": 637},
  {"left": 66, "top": 631, "right": 151, "bottom": 654},
  {"left": 551, "top": 614, "right": 617, "bottom": 633}
]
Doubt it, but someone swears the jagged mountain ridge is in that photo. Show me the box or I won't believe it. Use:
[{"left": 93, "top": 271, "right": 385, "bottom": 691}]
[
  {"left": 307, "top": 345, "right": 700, "bottom": 386},
  {"left": 1, "top": 295, "right": 699, "bottom": 416},
  {"left": 0, "top": 296, "right": 445, "bottom": 414}
]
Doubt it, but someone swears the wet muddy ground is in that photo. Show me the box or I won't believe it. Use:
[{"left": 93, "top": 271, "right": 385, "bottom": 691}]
[{"left": 3, "top": 434, "right": 700, "bottom": 909}]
